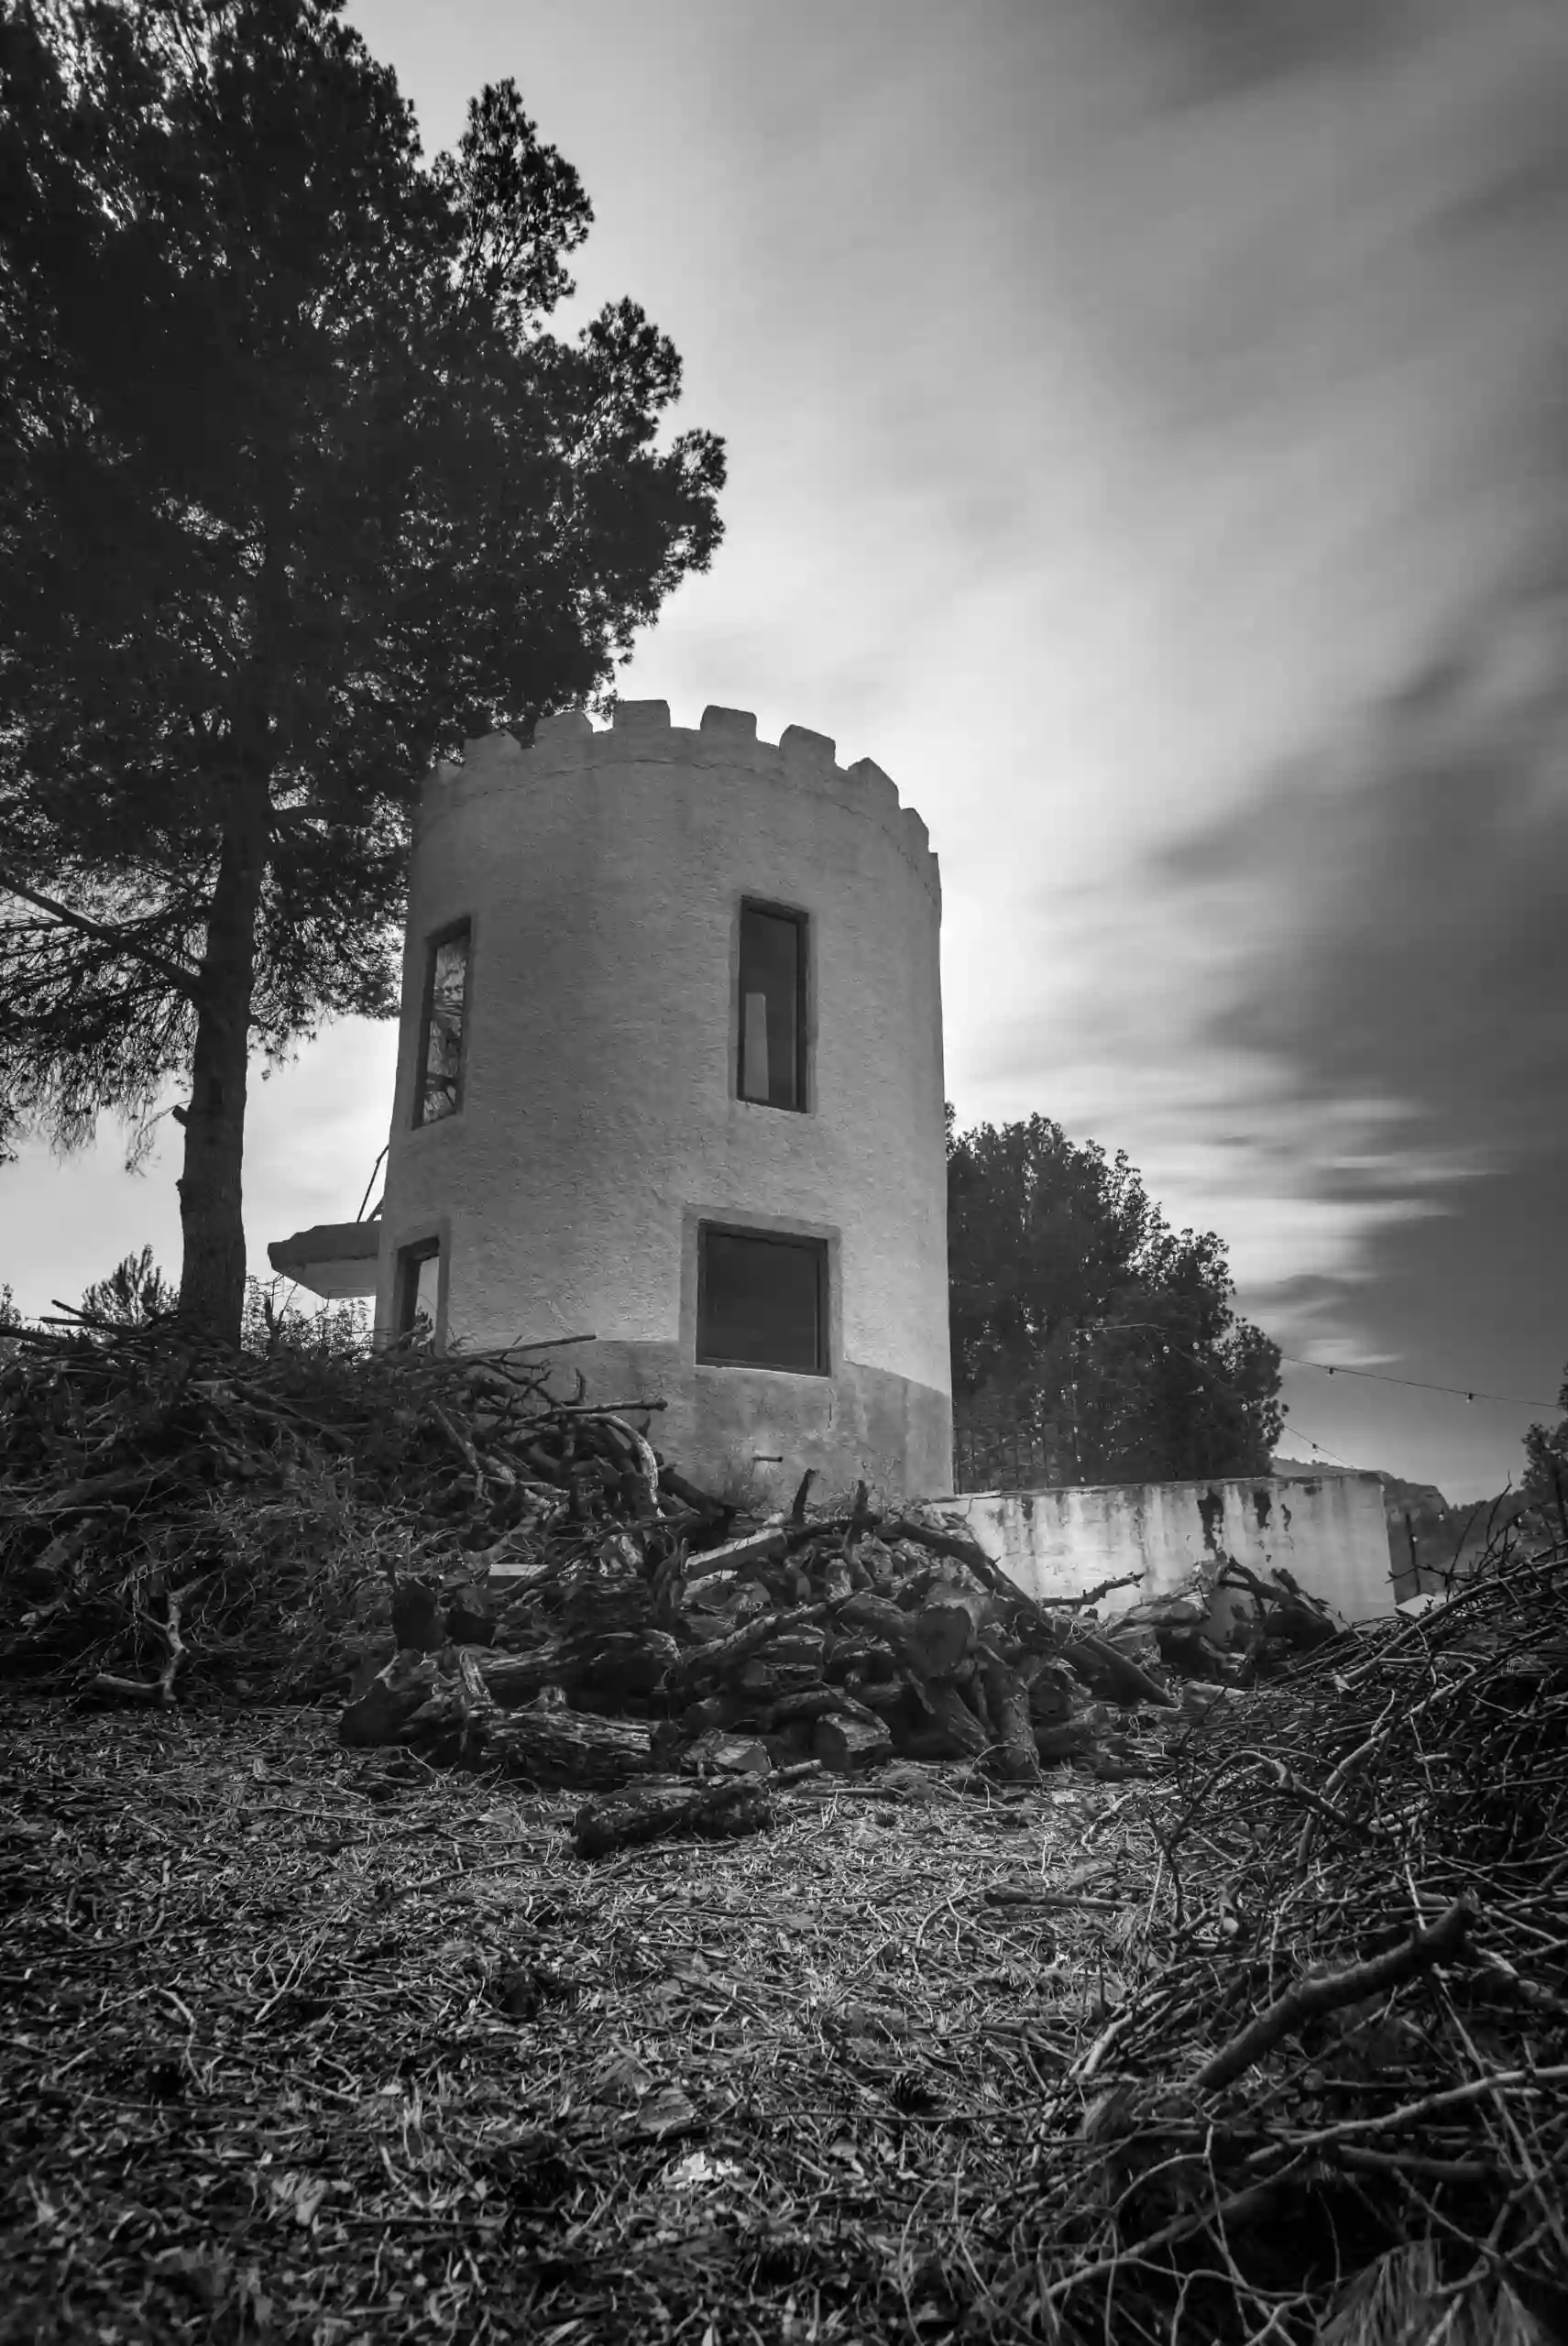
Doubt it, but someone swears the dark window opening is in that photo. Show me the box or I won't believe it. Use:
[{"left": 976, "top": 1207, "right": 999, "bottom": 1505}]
[
  {"left": 738, "top": 902, "right": 806, "bottom": 1111},
  {"left": 696, "top": 1226, "right": 827, "bottom": 1374},
  {"left": 396, "top": 1239, "right": 441, "bottom": 1343},
  {"left": 415, "top": 922, "right": 470, "bottom": 1125}
]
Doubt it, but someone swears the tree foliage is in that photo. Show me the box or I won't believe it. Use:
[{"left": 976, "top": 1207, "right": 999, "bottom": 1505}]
[
  {"left": 0, "top": 0, "right": 725, "bottom": 1339},
  {"left": 241, "top": 1275, "right": 370, "bottom": 1360},
  {"left": 1522, "top": 1365, "right": 1568, "bottom": 1527},
  {"left": 947, "top": 1110, "right": 1283, "bottom": 1483},
  {"left": 47, "top": 1242, "right": 371, "bottom": 1352},
  {"left": 78, "top": 1243, "right": 178, "bottom": 1326}
]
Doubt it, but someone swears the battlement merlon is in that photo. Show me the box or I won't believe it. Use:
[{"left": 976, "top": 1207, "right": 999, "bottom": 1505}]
[{"left": 422, "top": 703, "right": 940, "bottom": 904}]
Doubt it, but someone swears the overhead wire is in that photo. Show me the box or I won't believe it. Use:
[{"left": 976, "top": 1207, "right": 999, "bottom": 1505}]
[
  {"left": 1277, "top": 1426, "right": 1364, "bottom": 1471},
  {"left": 1279, "top": 1356, "right": 1558, "bottom": 1413}
]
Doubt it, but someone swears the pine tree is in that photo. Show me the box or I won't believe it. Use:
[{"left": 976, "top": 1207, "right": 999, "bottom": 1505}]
[
  {"left": 0, "top": 0, "right": 724, "bottom": 1339},
  {"left": 947, "top": 1110, "right": 1282, "bottom": 1483}
]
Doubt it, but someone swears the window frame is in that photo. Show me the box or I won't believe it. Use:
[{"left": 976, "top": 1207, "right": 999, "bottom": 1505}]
[
  {"left": 412, "top": 917, "right": 472, "bottom": 1129},
  {"left": 394, "top": 1236, "right": 443, "bottom": 1343},
  {"left": 695, "top": 1220, "right": 829, "bottom": 1376},
  {"left": 736, "top": 898, "right": 809, "bottom": 1113}
]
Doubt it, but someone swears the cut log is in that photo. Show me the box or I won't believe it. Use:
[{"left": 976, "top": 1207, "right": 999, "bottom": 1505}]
[
  {"left": 680, "top": 1694, "right": 731, "bottom": 1736},
  {"left": 346, "top": 1634, "right": 397, "bottom": 1702},
  {"left": 914, "top": 1583, "right": 994, "bottom": 1672},
  {"left": 823, "top": 1638, "right": 891, "bottom": 1683},
  {"left": 1027, "top": 1659, "right": 1086, "bottom": 1726},
  {"left": 850, "top": 1678, "right": 917, "bottom": 1716},
  {"left": 684, "top": 1526, "right": 789, "bottom": 1584},
  {"left": 881, "top": 1517, "right": 1066, "bottom": 1642},
  {"left": 735, "top": 1658, "right": 827, "bottom": 1703},
  {"left": 833, "top": 1592, "right": 948, "bottom": 1677},
  {"left": 453, "top": 1645, "right": 498, "bottom": 1764},
  {"left": 912, "top": 1682, "right": 992, "bottom": 1760},
  {"left": 685, "top": 1728, "right": 772, "bottom": 1775},
  {"left": 765, "top": 1683, "right": 888, "bottom": 1732},
  {"left": 1034, "top": 1716, "right": 1098, "bottom": 1762},
  {"left": 478, "top": 1628, "right": 678, "bottom": 1708},
  {"left": 850, "top": 1535, "right": 901, "bottom": 1594},
  {"left": 813, "top": 1714, "right": 894, "bottom": 1771},
  {"left": 820, "top": 1555, "right": 854, "bottom": 1604},
  {"left": 831, "top": 1588, "right": 989, "bottom": 1684},
  {"left": 742, "top": 1628, "right": 826, "bottom": 1672},
  {"left": 1062, "top": 1630, "right": 1178, "bottom": 1711},
  {"left": 445, "top": 1590, "right": 497, "bottom": 1646},
  {"left": 667, "top": 1603, "right": 826, "bottom": 1698},
  {"left": 573, "top": 1774, "right": 769, "bottom": 1858},
  {"left": 476, "top": 1706, "right": 656, "bottom": 1789},
  {"left": 338, "top": 1650, "right": 445, "bottom": 1747},
  {"left": 390, "top": 1577, "right": 444, "bottom": 1653},
  {"left": 981, "top": 1654, "right": 1041, "bottom": 1781},
  {"left": 957, "top": 1666, "right": 996, "bottom": 1743}
]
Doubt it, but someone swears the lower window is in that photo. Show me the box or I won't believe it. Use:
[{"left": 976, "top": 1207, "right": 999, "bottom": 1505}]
[
  {"left": 396, "top": 1238, "right": 442, "bottom": 1342},
  {"left": 696, "top": 1225, "right": 828, "bottom": 1374}
]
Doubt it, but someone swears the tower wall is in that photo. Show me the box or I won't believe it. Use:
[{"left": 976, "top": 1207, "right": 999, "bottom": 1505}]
[{"left": 376, "top": 700, "right": 952, "bottom": 1506}]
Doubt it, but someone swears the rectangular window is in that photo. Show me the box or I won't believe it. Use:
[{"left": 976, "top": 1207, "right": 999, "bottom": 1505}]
[
  {"left": 415, "top": 922, "right": 470, "bottom": 1125},
  {"left": 396, "top": 1239, "right": 442, "bottom": 1343},
  {"left": 696, "top": 1225, "right": 827, "bottom": 1374},
  {"left": 737, "top": 902, "right": 806, "bottom": 1111}
]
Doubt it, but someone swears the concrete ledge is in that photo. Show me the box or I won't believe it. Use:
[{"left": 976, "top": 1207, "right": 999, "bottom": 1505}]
[{"left": 267, "top": 1221, "right": 382, "bottom": 1301}]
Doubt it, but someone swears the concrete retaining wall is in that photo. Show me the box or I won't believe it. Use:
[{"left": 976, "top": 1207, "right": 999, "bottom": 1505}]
[{"left": 938, "top": 1470, "right": 1398, "bottom": 1626}]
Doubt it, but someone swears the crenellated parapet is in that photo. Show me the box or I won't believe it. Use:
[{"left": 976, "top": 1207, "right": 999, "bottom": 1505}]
[{"left": 423, "top": 701, "right": 939, "bottom": 902}]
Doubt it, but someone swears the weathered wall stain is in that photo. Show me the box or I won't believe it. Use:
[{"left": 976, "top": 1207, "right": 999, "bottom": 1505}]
[{"left": 946, "top": 1471, "right": 1396, "bottom": 1626}]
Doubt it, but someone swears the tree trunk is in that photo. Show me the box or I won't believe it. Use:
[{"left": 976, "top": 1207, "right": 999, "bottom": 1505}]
[{"left": 177, "top": 776, "right": 269, "bottom": 1345}]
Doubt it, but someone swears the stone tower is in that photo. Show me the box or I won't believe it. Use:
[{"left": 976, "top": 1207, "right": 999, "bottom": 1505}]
[{"left": 374, "top": 699, "right": 952, "bottom": 1506}]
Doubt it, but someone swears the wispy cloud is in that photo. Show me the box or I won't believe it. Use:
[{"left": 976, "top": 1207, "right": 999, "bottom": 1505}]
[{"left": 5, "top": 0, "right": 1564, "bottom": 1496}]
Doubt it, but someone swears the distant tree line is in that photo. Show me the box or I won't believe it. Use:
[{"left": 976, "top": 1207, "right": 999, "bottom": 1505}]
[
  {"left": 0, "top": 1250, "right": 368, "bottom": 1359},
  {"left": 1523, "top": 1370, "right": 1568, "bottom": 1531},
  {"left": 946, "top": 1108, "right": 1284, "bottom": 1487},
  {"left": 11, "top": 1176, "right": 1565, "bottom": 1510}
]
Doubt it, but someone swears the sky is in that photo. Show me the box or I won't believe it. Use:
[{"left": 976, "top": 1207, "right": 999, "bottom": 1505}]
[{"left": 5, "top": 0, "right": 1567, "bottom": 1500}]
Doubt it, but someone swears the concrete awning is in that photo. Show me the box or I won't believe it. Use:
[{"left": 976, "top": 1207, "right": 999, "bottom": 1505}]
[{"left": 267, "top": 1221, "right": 382, "bottom": 1299}]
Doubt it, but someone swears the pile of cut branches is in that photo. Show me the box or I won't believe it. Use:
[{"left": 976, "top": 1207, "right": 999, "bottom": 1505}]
[
  {"left": 0, "top": 1314, "right": 680, "bottom": 1705},
  {"left": 335, "top": 1487, "right": 1192, "bottom": 1851},
  {"left": 0, "top": 1321, "right": 1185, "bottom": 1803},
  {"left": 1017, "top": 1521, "right": 1568, "bottom": 2341}
]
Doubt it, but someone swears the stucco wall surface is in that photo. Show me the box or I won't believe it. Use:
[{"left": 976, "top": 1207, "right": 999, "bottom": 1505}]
[
  {"left": 536, "top": 1337, "right": 952, "bottom": 1515},
  {"left": 939, "top": 1472, "right": 1398, "bottom": 1626},
  {"left": 375, "top": 701, "right": 951, "bottom": 1499}
]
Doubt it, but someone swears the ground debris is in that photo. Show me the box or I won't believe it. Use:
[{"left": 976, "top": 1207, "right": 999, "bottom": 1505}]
[
  {"left": 5, "top": 1327, "right": 1567, "bottom": 2339},
  {"left": 1024, "top": 1524, "right": 1568, "bottom": 2341}
]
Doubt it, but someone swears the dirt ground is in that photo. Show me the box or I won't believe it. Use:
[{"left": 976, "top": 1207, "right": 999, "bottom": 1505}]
[{"left": 2, "top": 1695, "right": 1155, "bottom": 2346}]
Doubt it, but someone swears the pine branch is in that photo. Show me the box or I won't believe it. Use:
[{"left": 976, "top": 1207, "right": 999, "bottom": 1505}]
[{"left": 0, "top": 869, "right": 202, "bottom": 998}]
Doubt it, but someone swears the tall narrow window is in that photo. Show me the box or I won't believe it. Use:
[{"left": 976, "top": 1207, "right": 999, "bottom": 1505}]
[
  {"left": 396, "top": 1239, "right": 442, "bottom": 1343},
  {"left": 737, "top": 902, "right": 806, "bottom": 1111},
  {"left": 696, "top": 1225, "right": 827, "bottom": 1374},
  {"left": 415, "top": 922, "right": 470, "bottom": 1125}
]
